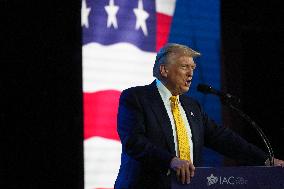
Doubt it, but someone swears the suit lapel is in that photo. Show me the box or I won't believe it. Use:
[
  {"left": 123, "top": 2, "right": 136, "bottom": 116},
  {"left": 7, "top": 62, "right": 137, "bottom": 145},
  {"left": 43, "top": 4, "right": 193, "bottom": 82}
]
[
  {"left": 146, "top": 82, "right": 176, "bottom": 155},
  {"left": 180, "top": 95, "right": 199, "bottom": 164}
]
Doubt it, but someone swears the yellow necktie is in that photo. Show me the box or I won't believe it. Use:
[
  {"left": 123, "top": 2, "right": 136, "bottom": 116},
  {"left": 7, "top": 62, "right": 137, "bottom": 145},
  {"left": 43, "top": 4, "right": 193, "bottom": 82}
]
[{"left": 170, "top": 96, "right": 190, "bottom": 161}]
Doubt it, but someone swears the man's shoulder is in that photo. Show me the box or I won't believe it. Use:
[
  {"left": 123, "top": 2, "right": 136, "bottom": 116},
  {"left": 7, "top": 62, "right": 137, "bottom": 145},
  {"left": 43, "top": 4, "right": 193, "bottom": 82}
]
[
  {"left": 122, "top": 85, "right": 147, "bottom": 92},
  {"left": 119, "top": 83, "right": 156, "bottom": 104},
  {"left": 121, "top": 82, "right": 155, "bottom": 95}
]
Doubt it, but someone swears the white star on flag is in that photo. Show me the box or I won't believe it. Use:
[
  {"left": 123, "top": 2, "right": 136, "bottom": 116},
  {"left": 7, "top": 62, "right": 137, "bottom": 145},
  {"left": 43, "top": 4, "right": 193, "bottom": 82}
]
[
  {"left": 133, "top": 0, "right": 149, "bottom": 36},
  {"left": 105, "top": 0, "right": 119, "bottom": 29},
  {"left": 81, "top": 0, "right": 91, "bottom": 28}
]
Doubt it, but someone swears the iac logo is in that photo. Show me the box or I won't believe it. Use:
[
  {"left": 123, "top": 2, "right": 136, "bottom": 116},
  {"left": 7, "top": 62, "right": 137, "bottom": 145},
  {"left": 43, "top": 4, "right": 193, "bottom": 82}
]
[
  {"left": 207, "top": 174, "right": 218, "bottom": 186},
  {"left": 206, "top": 174, "right": 247, "bottom": 186}
]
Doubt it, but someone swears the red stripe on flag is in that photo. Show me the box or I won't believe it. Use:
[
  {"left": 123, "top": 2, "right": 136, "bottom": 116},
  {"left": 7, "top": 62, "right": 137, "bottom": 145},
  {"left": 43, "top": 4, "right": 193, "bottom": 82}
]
[
  {"left": 84, "top": 90, "right": 121, "bottom": 141},
  {"left": 156, "top": 13, "right": 173, "bottom": 51}
]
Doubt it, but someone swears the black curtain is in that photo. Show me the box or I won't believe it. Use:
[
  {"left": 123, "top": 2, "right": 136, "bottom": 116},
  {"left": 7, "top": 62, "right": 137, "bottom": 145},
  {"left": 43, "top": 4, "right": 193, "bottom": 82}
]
[
  {"left": 1, "top": 1, "right": 84, "bottom": 188},
  {"left": 221, "top": 1, "right": 284, "bottom": 165}
]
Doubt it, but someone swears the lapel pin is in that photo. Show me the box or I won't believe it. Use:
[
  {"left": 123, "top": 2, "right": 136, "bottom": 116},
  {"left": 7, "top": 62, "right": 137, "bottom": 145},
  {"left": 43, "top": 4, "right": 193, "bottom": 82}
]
[{"left": 191, "top": 112, "right": 194, "bottom": 116}]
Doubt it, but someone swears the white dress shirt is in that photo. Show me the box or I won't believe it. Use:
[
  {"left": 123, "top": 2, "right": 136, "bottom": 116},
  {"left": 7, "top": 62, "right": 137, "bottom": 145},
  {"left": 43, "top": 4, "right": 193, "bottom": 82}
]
[{"left": 156, "top": 79, "right": 193, "bottom": 162}]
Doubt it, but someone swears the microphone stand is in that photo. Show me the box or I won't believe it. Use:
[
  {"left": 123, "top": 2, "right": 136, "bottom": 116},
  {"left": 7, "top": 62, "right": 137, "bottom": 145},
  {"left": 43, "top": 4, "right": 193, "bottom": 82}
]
[{"left": 223, "top": 98, "right": 274, "bottom": 166}]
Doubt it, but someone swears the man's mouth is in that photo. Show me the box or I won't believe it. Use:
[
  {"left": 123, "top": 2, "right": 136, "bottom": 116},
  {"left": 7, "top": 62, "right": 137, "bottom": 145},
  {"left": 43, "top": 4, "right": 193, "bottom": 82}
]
[{"left": 185, "top": 80, "right": 192, "bottom": 86}]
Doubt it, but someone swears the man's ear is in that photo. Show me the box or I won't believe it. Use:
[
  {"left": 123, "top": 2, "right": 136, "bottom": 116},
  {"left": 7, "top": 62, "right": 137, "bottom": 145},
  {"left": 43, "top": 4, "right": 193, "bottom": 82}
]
[{"left": 160, "top": 64, "right": 168, "bottom": 77}]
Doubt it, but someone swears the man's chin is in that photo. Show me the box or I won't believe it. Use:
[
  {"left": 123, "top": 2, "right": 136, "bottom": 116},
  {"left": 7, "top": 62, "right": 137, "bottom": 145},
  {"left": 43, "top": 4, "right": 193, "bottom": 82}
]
[{"left": 181, "top": 86, "right": 190, "bottom": 94}]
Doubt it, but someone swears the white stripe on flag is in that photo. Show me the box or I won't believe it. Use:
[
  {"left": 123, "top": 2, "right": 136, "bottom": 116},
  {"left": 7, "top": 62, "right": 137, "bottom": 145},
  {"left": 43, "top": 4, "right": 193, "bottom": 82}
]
[
  {"left": 156, "top": 0, "right": 176, "bottom": 16},
  {"left": 83, "top": 42, "right": 156, "bottom": 92},
  {"left": 84, "top": 137, "right": 122, "bottom": 189}
]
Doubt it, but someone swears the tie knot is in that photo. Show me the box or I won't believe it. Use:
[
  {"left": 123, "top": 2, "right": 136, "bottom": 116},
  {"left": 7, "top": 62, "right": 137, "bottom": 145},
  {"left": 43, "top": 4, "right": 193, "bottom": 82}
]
[{"left": 170, "top": 96, "right": 178, "bottom": 105}]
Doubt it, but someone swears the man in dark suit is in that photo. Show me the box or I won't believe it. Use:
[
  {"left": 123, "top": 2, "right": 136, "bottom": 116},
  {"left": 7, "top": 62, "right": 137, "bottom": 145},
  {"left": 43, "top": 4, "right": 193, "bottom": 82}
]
[{"left": 114, "top": 43, "right": 284, "bottom": 188}]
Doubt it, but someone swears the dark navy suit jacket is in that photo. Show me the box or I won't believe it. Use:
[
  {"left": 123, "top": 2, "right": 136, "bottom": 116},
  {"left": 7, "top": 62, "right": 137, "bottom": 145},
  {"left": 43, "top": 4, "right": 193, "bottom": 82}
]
[{"left": 115, "top": 81, "right": 267, "bottom": 188}]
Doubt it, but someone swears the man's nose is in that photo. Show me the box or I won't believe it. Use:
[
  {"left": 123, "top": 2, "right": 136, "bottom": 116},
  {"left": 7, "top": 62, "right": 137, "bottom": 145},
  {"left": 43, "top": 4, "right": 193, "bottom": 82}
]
[{"left": 187, "top": 68, "right": 194, "bottom": 76}]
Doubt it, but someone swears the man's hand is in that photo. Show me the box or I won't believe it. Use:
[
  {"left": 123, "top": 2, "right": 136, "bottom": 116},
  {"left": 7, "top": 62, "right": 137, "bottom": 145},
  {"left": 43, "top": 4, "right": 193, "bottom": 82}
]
[
  {"left": 265, "top": 158, "right": 284, "bottom": 167},
  {"left": 170, "top": 157, "right": 195, "bottom": 184}
]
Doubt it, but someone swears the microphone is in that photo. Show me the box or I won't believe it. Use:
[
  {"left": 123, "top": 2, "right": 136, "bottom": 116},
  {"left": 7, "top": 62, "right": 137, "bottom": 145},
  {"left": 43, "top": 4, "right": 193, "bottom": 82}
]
[
  {"left": 197, "top": 84, "right": 240, "bottom": 105},
  {"left": 197, "top": 83, "right": 274, "bottom": 166}
]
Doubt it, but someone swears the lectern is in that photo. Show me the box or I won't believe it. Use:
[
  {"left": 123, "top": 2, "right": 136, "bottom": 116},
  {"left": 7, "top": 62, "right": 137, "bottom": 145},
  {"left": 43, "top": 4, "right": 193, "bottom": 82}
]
[{"left": 172, "top": 166, "right": 284, "bottom": 189}]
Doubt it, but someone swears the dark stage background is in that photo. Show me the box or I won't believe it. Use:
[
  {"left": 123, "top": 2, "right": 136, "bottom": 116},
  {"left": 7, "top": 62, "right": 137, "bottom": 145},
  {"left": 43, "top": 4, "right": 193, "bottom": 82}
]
[
  {"left": 1, "top": 0, "right": 283, "bottom": 188},
  {"left": 221, "top": 1, "right": 284, "bottom": 165},
  {"left": 1, "top": 1, "right": 84, "bottom": 188}
]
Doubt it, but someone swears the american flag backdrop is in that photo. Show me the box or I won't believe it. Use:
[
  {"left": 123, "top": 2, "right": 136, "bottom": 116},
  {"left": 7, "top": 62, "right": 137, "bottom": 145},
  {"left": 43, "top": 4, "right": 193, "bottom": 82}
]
[
  {"left": 82, "top": 0, "right": 221, "bottom": 188},
  {"left": 82, "top": 0, "right": 176, "bottom": 188}
]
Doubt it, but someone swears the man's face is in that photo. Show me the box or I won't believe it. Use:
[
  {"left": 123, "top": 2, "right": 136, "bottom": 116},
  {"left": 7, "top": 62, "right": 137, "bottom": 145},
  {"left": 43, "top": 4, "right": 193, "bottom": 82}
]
[{"left": 162, "top": 55, "right": 196, "bottom": 95}]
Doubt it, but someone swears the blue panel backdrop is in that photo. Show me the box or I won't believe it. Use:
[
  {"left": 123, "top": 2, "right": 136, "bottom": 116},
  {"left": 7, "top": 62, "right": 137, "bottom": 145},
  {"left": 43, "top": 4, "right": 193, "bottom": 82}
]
[{"left": 169, "top": 0, "right": 222, "bottom": 166}]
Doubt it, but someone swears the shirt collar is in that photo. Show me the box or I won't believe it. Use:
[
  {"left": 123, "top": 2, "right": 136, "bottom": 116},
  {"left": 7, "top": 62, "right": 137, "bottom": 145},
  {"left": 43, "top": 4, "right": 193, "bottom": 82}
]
[{"left": 156, "top": 79, "right": 180, "bottom": 103}]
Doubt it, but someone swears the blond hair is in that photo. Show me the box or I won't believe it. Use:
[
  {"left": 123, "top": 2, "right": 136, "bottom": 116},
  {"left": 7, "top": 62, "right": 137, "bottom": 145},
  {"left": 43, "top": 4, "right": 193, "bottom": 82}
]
[{"left": 153, "top": 43, "right": 201, "bottom": 80}]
